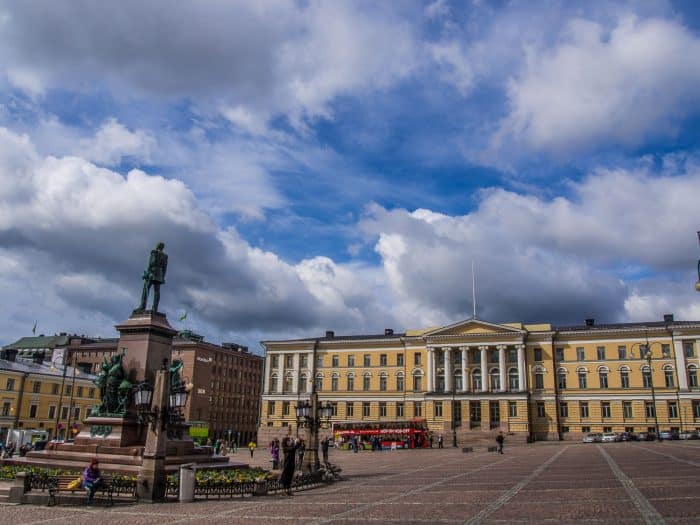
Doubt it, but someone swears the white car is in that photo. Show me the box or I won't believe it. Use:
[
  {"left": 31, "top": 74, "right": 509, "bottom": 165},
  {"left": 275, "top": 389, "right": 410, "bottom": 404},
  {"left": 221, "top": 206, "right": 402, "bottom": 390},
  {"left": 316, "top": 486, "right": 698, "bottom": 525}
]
[
  {"left": 601, "top": 432, "right": 617, "bottom": 442},
  {"left": 582, "top": 433, "right": 602, "bottom": 443}
]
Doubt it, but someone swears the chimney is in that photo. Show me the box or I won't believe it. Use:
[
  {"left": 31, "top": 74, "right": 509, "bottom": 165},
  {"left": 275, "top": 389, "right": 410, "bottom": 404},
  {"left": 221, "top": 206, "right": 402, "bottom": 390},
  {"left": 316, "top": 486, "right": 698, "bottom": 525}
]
[
  {"left": 585, "top": 318, "right": 595, "bottom": 327},
  {"left": 325, "top": 330, "right": 335, "bottom": 338},
  {"left": 384, "top": 328, "right": 394, "bottom": 336},
  {"left": 663, "top": 313, "right": 674, "bottom": 323},
  {"left": 2, "top": 348, "right": 18, "bottom": 362}
]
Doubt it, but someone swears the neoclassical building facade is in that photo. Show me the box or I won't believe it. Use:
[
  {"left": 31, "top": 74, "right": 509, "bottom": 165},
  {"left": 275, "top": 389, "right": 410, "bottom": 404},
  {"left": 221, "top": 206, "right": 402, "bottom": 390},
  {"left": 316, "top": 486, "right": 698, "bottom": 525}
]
[{"left": 259, "top": 316, "right": 700, "bottom": 442}]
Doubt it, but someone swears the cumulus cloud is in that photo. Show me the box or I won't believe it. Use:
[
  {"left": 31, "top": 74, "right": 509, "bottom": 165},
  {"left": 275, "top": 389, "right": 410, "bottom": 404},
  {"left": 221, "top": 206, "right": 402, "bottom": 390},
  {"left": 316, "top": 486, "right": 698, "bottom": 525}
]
[{"left": 494, "top": 16, "right": 700, "bottom": 157}]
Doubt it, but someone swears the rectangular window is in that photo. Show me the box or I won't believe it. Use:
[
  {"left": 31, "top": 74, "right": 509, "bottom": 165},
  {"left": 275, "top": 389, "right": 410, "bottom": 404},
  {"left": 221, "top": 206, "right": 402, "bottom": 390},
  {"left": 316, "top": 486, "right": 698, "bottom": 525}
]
[
  {"left": 77, "top": 386, "right": 83, "bottom": 398},
  {"left": 267, "top": 401, "right": 275, "bottom": 415},
  {"left": 508, "top": 401, "right": 517, "bottom": 418},
  {"left": 52, "top": 383, "right": 59, "bottom": 395},
  {"left": 346, "top": 402, "right": 354, "bottom": 418},
  {"left": 555, "top": 348, "right": 564, "bottom": 361},
  {"left": 300, "top": 355, "right": 308, "bottom": 368},
  {"left": 576, "top": 347, "right": 585, "bottom": 361},
  {"left": 285, "top": 354, "right": 293, "bottom": 368},
  {"left": 362, "top": 402, "right": 370, "bottom": 418},
  {"left": 434, "top": 401, "right": 443, "bottom": 417},
  {"left": 282, "top": 401, "right": 290, "bottom": 415},
  {"left": 414, "top": 352, "right": 421, "bottom": 366},
  {"left": 316, "top": 355, "right": 323, "bottom": 369},
  {"left": 490, "top": 350, "right": 498, "bottom": 363},
  {"left": 689, "top": 369, "right": 698, "bottom": 388},
  {"left": 379, "top": 402, "right": 387, "bottom": 417},
  {"left": 29, "top": 404, "right": 38, "bottom": 418},
  {"left": 271, "top": 355, "right": 279, "bottom": 368},
  {"left": 414, "top": 401, "right": 422, "bottom": 417},
  {"left": 508, "top": 349, "right": 517, "bottom": 363},
  {"left": 597, "top": 346, "right": 606, "bottom": 360},
  {"left": 363, "top": 375, "right": 370, "bottom": 391},
  {"left": 61, "top": 406, "right": 69, "bottom": 419},
  {"left": 582, "top": 426, "right": 591, "bottom": 433},
  {"left": 601, "top": 402, "right": 611, "bottom": 418},
  {"left": 684, "top": 342, "right": 695, "bottom": 358},
  {"left": 645, "top": 402, "right": 655, "bottom": 418},
  {"left": 73, "top": 406, "right": 80, "bottom": 420},
  {"left": 331, "top": 402, "right": 338, "bottom": 417},
  {"left": 32, "top": 381, "right": 41, "bottom": 394},
  {"left": 1, "top": 402, "right": 10, "bottom": 416},
  {"left": 599, "top": 372, "right": 608, "bottom": 389},
  {"left": 454, "top": 351, "right": 462, "bottom": 364},
  {"left": 535, "top": 373, "right": 544, "bottom": 389},
  {"left": 618, "top": 346, "right": 627, "bottom": 359},
  {"left": 397, "top": 354, "right": 404, "bottom": 367},
  {"left": 536, "top": 402, "right": 545, "bottom": 418},
  {"left": 559, "top": 402, "right": 568, "bottom": 418},
  {"left": 661, "top": 344, "right": 671, "bottom": 358},
  {"left": 364, "top": 354, "right": 371, "bottom": 367},
  {"left": 668, "top": 401, "right": 679, "bottom": 419},
  {"left": 580, "top": 402, "right": 589, "bottom": 418},
  {"left": 347, "top": 355, "right": 354, "bottom": 367},
  {"left": 534, "top": 348, "right": 543, "bottom": 362},
  {"left": 48, "top": 405, "right": 56, "bottom": 419},
  {"left": 65, "top": 385, "right": 72, "bottom": 396},
  {"left": 380, "top": 354, "right": 387, "bottom": 366},
  {"left": 623, "top": 401, "right": 632, "bottom": 419},
  {"left": 332, "top": 355, "right": 339, "bottom": 367},
  {"left": 692, "top": 400, "right": 700, "bottom": 419},
  {"left": 561, "top": 426, "right": 569, "bottom": 433},
  {"left": 396, "top": 402, "right": 404, "bottom": 417},
  {"left": 6, "top": 378, "right": 15, "bottom": 391}
]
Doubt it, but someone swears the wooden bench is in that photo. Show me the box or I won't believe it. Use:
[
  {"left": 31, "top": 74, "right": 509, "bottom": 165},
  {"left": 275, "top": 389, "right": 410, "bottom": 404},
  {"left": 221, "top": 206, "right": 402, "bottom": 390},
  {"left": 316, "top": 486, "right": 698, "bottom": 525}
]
[{"left": 48, "top": 475, "right": 114, "bottom": 507}]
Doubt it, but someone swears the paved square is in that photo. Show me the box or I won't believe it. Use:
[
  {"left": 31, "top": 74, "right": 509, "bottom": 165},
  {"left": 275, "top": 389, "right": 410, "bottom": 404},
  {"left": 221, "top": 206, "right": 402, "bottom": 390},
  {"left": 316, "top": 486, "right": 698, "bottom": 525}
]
[{"left": 4, "top": 441, "right": 700, "bottom": 524}]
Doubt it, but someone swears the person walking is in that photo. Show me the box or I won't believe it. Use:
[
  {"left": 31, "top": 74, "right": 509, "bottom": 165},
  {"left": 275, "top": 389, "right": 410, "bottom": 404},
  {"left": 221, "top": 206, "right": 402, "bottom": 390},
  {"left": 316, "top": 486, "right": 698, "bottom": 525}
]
[
  {"left": 321, "top": 437, "right": 330, "bottom": 464},
  {"left": 496, "top": 432, "right": 505, "bottom": 454},
  {"left": 438, "top": 434, "right": 444, "bottom": 449},
  {"left": 248, "top": 441, "right": 256, "bottom": 458},
  {"left": 279, "top": 436, "right": 298, "bottom": 496},
  {"left": 82, "top": 458, "right": 103, "bottom": 506},
  {"left": 271, "top": 439, "right": 280, "bottom": 469}
]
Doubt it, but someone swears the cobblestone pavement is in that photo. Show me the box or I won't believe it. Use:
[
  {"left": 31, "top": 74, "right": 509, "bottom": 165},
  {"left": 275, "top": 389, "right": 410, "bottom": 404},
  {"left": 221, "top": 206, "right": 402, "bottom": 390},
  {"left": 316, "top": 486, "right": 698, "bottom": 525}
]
[{"left": 3, "top": 441, "right": 700, "bottom": 524}]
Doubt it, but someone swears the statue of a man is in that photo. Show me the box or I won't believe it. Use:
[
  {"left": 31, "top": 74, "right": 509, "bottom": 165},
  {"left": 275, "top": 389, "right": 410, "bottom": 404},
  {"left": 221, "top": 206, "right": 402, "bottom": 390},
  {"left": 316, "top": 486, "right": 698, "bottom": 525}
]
[{"left": 138, "top": 242, "right": 168, "bottom": 312}]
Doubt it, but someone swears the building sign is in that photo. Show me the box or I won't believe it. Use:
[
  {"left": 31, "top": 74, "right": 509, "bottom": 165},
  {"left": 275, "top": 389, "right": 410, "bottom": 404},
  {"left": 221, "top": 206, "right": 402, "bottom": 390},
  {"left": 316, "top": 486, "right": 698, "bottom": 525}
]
[
  {"left": 196, "top": 356, "right": 213, "bottom": 363},
  {"left": 197, "top": 388, "right": 206, "bottom": 395}
]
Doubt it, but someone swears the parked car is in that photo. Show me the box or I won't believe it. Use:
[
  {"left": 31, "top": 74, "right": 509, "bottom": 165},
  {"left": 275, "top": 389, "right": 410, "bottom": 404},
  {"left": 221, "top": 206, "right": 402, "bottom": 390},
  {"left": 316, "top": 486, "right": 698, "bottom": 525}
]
[
  {"left": 678, "top": 431, "right": 698, "bottom": 440},
  {"left": 583, "top": 433, "right": 602, "bottom": 443},
  {"left": 659, "top": 430, "right": 679, "bottom": 440},
  {"left": 618, "top": 432, "right": 634, "bottom": 442},
  {"left": 601, "top": 432, "right": 618, "bottom": 443}
]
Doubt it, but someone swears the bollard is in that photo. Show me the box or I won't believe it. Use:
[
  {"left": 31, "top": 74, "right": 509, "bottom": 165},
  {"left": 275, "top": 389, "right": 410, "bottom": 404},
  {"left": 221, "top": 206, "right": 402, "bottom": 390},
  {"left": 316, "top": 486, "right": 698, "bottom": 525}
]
[{"left": 179, "top": 463, "right": 196, "bottom": 503}]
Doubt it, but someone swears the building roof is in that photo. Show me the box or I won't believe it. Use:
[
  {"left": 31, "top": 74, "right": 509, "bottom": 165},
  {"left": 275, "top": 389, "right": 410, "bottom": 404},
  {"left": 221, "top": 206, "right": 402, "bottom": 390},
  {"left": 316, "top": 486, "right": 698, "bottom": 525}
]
[
  {"left": 554, "top": 320, "right": 700, "bottom": 332},
  {"left": 3, "top": 334, "right": 72, "bottom": 350},
  {"left": 0, "top": 357, "right": 97, "bottom": 380}
]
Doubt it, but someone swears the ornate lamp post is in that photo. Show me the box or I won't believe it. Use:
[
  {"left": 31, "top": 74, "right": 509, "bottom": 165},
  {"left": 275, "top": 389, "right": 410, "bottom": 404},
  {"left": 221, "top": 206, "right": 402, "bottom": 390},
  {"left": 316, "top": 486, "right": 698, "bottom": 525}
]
[
  {"left": 295, "top": 392, "right": 333, "bottom": 472},
  {"left": 631, "top": 336, "right": 662, "bottom": 441}
]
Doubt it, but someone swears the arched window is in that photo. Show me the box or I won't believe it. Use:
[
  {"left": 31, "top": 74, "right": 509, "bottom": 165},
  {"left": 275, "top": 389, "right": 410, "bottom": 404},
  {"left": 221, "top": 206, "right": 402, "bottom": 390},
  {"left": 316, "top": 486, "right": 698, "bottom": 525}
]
[
  {"left": 379, "top": 372, "right": 388, "bottom": 392},
  {"left": 619, "top": 366, "right": 630, "bottom": 388},
  {"left": 270, "top": 374, "right": 278, "bottom": 393},
  {"left": 598, "top": 366, "right": 609, "bottom": 389},
  {"left": 314, "top": 373, "right": 323, "bottom": 391},
  {"left": 436, "top": 366, "right": 445, "bottom": 393},
  {"left": 346, "top": 372, "right": 355, "bottom": 391},
  {"left": 472, "top": 369, "right": 482, "bottom": 391},
  {"left": 688, "top": 365, "right": 698, "bottom": 388},
  {"left": 396, "top": 372, "right": 405, "bottom": 391},
  {"left": 283, "top": 373, "right": 293, "bottom": 393},
  {"left": 331, "top": 373, "right": 339, "bottom": 392},
  {"left": 577, "top": 369, "right": 587, "bottom": 389},
  {"left": 489, "top": 368, "right": 500, "bottom": 391},
  {"left": 453, "top": 370, "right": 462, "bottom": 391},
  {"left": 663, "top": 365, "right": 675, "bottom": 388},
  {"left": 363, "top": 372, "right": 371, "bottom": 391},
  {"left": 557, "top": 368, "right": 567, "bottom": 390},
  {"left": 298, "top": 374, "right": 308, "bottom": 393},
  {"left": 412, "top": 370, "right": 423, "bottom": 391},
  {"left": 642, "top": 365, "right": 652, "bottom": 387},
  {"left": 508, "top": 368, "right": 519, "bottom": 390}
]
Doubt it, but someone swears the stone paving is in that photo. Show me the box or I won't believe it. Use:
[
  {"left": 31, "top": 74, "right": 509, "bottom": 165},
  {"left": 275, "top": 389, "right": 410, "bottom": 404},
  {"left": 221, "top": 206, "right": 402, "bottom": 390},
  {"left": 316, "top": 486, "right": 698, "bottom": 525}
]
[{"left": 3, "top": 441, "right": 700, "bottom": 524}]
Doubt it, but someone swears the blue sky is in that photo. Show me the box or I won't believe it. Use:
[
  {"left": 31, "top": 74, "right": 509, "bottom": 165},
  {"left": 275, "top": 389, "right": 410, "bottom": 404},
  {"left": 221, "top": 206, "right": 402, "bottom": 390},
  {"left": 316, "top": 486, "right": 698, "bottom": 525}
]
[{"left": 0, "top": 0, "right": 699, "bottom": 352}]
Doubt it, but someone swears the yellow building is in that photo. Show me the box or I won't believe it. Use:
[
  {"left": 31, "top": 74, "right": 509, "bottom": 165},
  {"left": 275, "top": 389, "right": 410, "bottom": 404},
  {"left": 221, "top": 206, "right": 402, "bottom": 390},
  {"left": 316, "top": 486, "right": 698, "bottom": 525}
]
[
  {"left": 259, "top": 316, "right": 700, "bottom": 442},
  {"left": 0, "top": 352, "right": 99, "bottom": 445}
]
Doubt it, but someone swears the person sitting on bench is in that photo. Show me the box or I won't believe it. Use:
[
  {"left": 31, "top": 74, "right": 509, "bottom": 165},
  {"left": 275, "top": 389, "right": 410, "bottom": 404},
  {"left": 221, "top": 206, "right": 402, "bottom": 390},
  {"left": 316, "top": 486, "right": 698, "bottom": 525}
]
[{"left": 82, "top": 458, "right": 103, "bottom": 505}]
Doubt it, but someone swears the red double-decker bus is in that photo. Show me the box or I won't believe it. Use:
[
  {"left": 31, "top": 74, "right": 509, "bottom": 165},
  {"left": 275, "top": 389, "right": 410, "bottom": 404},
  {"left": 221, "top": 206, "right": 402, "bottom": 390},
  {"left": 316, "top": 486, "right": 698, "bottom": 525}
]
[{"left": 332, "top": 418, "right": 429, "bottom": 449}]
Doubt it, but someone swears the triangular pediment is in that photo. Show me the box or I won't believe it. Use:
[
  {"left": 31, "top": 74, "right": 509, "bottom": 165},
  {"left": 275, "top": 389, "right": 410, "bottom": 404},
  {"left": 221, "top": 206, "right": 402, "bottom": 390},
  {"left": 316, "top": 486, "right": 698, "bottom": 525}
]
[{"left": 423, "top": 318, "right": 524, "bottom": 337}]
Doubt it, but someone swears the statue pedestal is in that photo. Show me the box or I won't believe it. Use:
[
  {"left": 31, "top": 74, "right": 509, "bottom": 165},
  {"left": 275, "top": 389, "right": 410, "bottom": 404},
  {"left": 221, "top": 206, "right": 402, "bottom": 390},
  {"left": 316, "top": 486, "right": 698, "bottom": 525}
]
[{"left": 74, "top": 415, "right": 143, "bottom": 448}]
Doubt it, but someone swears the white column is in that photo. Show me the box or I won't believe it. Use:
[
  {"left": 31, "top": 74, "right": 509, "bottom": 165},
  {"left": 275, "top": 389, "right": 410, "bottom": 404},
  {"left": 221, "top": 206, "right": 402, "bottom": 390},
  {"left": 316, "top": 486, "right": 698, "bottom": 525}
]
[
  {"left": 480, "top": 346, "right": 488, "bottom": 393},
  {"left": 276, "top": 354, "right": 284, "bottom": 394},
  {"left": 498, "top": 345, "right": 507, "bottom": 392},
  {"left": 263, "top": 354, "right": 271, "bottom": 394},
  {"left": 461, "top": 347, "right": 468, "bottom": 392},
  {"left": 674, "top": 338, "right": 689, "bottom": 390},
  {"left": 427, "top": 348, "right": 434, "bottom": 392},
  {"left": 444, "top": 348, "right": 453, "bottom": 392},
  {"left": 292, "top": 353, "right": 300, "bottom": 394},
  {"left": 517, "top": 345, "right": 526, "bottom": 392}
]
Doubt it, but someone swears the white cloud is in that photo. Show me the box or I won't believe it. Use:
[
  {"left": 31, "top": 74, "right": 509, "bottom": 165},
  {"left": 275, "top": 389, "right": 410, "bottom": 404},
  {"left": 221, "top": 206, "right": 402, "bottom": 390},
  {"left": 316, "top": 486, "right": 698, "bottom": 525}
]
[
  {"left": 429, "top": 41, "right": 474, "bottom": 96},
  {"left": 495, "top": 16, "right": 700, "bottom": 157},
  {"left": 80, "top": 119, "right": 155, "bottom": 166}
]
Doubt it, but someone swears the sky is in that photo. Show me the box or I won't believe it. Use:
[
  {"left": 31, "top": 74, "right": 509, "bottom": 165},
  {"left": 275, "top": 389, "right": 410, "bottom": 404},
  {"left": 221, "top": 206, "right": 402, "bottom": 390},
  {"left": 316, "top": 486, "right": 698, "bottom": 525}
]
[{"left": 1, "top": 0, "right": 700, "bottom": 354}]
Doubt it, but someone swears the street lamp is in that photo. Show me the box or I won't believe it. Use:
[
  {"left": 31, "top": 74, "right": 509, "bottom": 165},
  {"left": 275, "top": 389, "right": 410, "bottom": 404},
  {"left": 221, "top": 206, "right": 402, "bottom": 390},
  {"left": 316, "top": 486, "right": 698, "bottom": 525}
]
[
  {"left": 631, "top": 337, "right": 663, "bottom": 441},
  {"left": 452, "top": 383, "right": 458, "bottom": 448},
  {"left": 295, "top": 392, "right": 333, "bottom": 472}
]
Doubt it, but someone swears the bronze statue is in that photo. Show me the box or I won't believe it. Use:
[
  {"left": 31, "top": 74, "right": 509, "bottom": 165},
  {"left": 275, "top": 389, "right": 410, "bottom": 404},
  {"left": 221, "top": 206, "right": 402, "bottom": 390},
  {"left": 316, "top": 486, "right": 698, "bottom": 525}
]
[
  {"left": 92, "top": 353, "right": 131, "bottom": 415},
  {"left": 137, "top": 242, "right": 168, "bottom": 312}
]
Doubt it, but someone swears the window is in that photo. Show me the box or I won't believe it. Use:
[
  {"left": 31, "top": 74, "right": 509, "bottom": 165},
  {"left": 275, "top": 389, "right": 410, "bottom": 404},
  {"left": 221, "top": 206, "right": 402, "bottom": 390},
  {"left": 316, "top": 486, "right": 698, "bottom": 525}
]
[
  {"left": 397, "top": 354, "right": 404, "bottom": 367},
  {"left": 536, "top": 402, "right": 545, "bottom": 418},
  {"left": 347, "top": 375, "right": 354, "bottom": 391},
  {"left": 282, "top": 401, "right": 290, "bottom": 416},
  {"left": 645, "top": 402, "right": 655, "bottom": 418},
  {"left": 271, "top": 355, "right": 279, "bottom": 368},
  {"left": 413, "top": 373, "right": 422, "bottom": 391},
  {"left": 61, "top": 406, "right": 69, "bottom": 419},
  {"left": 557, "top": 371, "right": 567, "bottom": 389},
  {"left": 555, "top": 348, "right": 564, "bottom": 361},
  {"left": 601, "top": 402, "right": 611, "bottom": 418},
  {"left": 314, "top": 375, "right": 323, "bottom": 391},
  {"left": 267, "top": 401, "right": 275, "bottom": 415},
  {"left": 283, "top": 375, "right": 293, "bottom": 392},
  {"left": 32, "top": 381, "right": 41, "bottom": 394},
  {"left": 396, "top": 402, "right": 404, "bottom": 417},
  {"left": 454, "top": 351, "right": 461, "bottom": 364},
  {"left": 434, "top": 401, "right": 443, "bottom": 417},
  {"left": 300, "top": 354, "right": 308, "bottom": 368},
  {"left": 580, "top": 402, "right": 589, "bottom": 418},
  {"left": 661, "top": 344, "right": 671, "bottom": 358},
  {"left": 298, "top": 375, "right": 308, "bottom": 392},
  {"left": 414, "top": 401, "right": 422, "bottom": 417},
  {"left": 65, "top": 385, "right": 72, "bottom": 396},
  {"left": 620, "top": 370, "right": 629, "bottom": 388},
  {"left": 73, "top": 406, "right": 80, "bottom": 420},
  {"left": 599, "top": 371, "right": 608, "bottom": 389},
  {"left": 582, "top": 426, "right": 591, "bottom": 433},
  {"left": 508, "top": 368, "right": 519, "bottom": 390},
  {"left": 664, "top": 369, "right": 675, "bottom": 388},
  {"left": 347, "top": 355, "right": 354, "bottom": 367},
  {"left": 508, "top": 349, "right": 517, "bottom": 363},
  {"left": 396, "top": 374, "right": 404, "bottom": 391},
  {"left": 689, "top": 368, "right": 698, "bottom": 388},
  {"left": 618, "top": 346, "right": 627, "bottom": 360},
  {"left": 6, "top": 378, "right": 15, "bottom": 391},
  {"left": 489, "top": 369, "right": 500, "bottom": 391},
  {"left": 364, "top": 354, "right": 371, "bottom": 367},
  {"left": 1, "top": 402, "right": 10, "bottom": 416},
  {"left": 379, "top": 402, "right": 387, "bottom": 417},
  {"left": 77, "top": 386, "right": 83, "bottom": 397},
  {"left": 693, "top": 400, "right": 700, "bottom": 419},
  {"left": 472, "top": 370, "right": 482, "bottom": 391},
  {"left": 346, "top": 402, "right": 354, "bottom": 418},
  {"left": 380, "top": 354, "right": 387, "bottom": 366},
  {"left": 535, "top": 373, "right": 544, "bottom": 390},
  {"left": 576, "top": 347, "right": 585, "bottom": 361},
  {"left": 316, "top": 355, "right": 323, "bottom": 369},
  {"left": 684, "top": 342, "right": 695, "bottom": 358},
  {"left": 534, "top": 348, "right": 543, "bottom": 362},
  {"left": 48, "top": 405, "right": 56, "bottom": 419},
  {"left": 285, "top": 354, "right": 293, "bottom": 368},
  {"left": 578, "top": 371, "right": 587, "bottom": 389},
  {"left": 379, "top": 374, "right": 387, "bottom": 391},
  {"left": 642, "top": 368, "right": 652, "bottom": 388},
  {"left": 362, "top": 402, "right": 370, "bottom": 418},
  {"left": 490, "top": 350, "right": 498, "bottom": 363},
  {"left": 597, "top": 346, "right": 606, "bottom": 360},
  {"left": 668, "top": 401, "right": 678, "bottom": 419},
  {"left": 414, "top": 352, "right": 421, "bottom": 365},
  {"left": 29, "top": 404, "right": 38, "bottom": 418},
  {"left": 329, "top": 402, "right": 337, "bottom": 417},
  {"left": 508, "top": 401, "right": 517, "bottom": 418},
  {"left": 363, "top": 374, "right": 370, "bottom": 391},
  {"left": 559, "top": 402, "right": 568, "bottom": 418},
  {"left": 52, "top": 383, "right": 59, "bottom": 395},
  {"left": 331, "top": 376, "right": 339, "bottom": 391},
  {"left": 332, "top": 355, "right": 339, "bottom": 367},
  {"left": 623, "top": 401, "right": 632, "bottom": 418}
]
